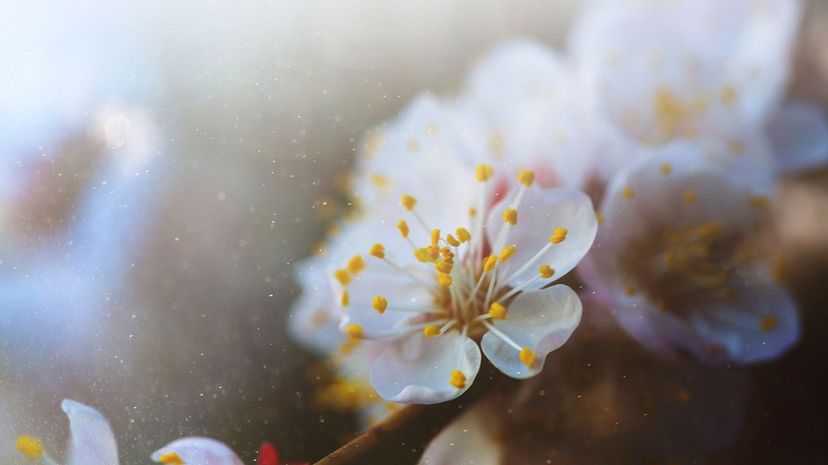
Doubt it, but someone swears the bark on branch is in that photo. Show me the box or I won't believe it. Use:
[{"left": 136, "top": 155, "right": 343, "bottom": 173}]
[{"left": 313, "top": 361, "right": 514, "bottom": 465}]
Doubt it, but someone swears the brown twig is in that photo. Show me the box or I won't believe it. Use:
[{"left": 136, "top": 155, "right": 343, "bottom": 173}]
[{"left": 313, "top": 360, "right": 514, "bottom": 465}]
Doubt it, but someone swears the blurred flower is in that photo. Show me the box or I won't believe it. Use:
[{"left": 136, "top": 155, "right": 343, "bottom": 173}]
[
  {"left": 152, "top": 439, "right": 307, "bottom": 465},
  {"left": 580, "top": 145, "right": 799, "bottom": 363},
  {"left": 418, "top": 409, "right": 502, "bottom": 465},
  {"left": 16, "top": 400, "right": 118, "bottom": 465},
  {"left": 570, "top": 0, "right": 828, "bottom": 178}
]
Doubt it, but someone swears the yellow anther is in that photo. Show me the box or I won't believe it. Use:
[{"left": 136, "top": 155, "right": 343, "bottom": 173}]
[
  {"left": 503, "top": 208, "right": 518, "bottom": 225},
  {"left": 437, "top": 273, "right": 453, "bottom": 287},
  {"left": 518, "top": 168, "right": 535, "bottom": 187},
  {"left": 372, "top": 295, "right": 388, "bottom": 314},
  {"left": 397, "top": 220, "right": 410, "bottom": 238},
  {"left": 476, "top": 163, "right": 494, "bottom": 182},
  {"left": 549, "top": 227, "right": 568, "bottom": 244},
  {"left": 414, "top": 247, "right": 431, "bottom": 263},
  {"left": 518, "top": 348, "right": 536, "bottom": 368},
  {"left": 622, "top": 186, "right": 635, "bottom": 199},
  {"left": 450, "top": 370, "right": 467, "bottom": 389},
  {"left": 16, "top": 436, "right": 44, "bottom": 460},
  {"left": 347, "top": 255, "right": 366, "bottom": 274},
  {"left": 446, "top": 234, "right": 460, "bottom": 247},
  {"left": 334, "top": 269, "right": 351, "bottom": 286},
  {"left": 430, "top": 228, "right": 441, "bottom": 246},
  {"left": 341, "top": 291, "right": 349, "bottom": 308},
  {"left": 468, "top": 207, "right": 477, "bottom": 218},
  {"left": 423, "top": 325, "right": 440, "bottom": 338},
  {"left": 499, "top": 245, "right": 517, "bottom": 262},
  {"left": 728, "top": 140, "right": 745, "bottom": 156},
  {"left": 369, "top": 243, "right": 385, "bottom": 259},
  {"left": 749, "top": 195, "right": 769, "bottom": 210},
  {"left": 488, "top": 302, "right": 508, "bottom": 320},
  {"left": 435, "top": 261, "right": 453, "bottom": 274},
  {"left": 539, "top": 264, "right": 555, "bottom": 279},
  {"left": 483, "top": 255, "right": 498, "bottom": 272},
  {"left": 345, "top": 323, "right": 364, "bottom": 338},
  {"left": 428, "top": 245, "right": 441, "bottom": 261},
  {"left": 595, "top": 210, "right": 604, "bottom": 224},
  {"left": 623, "top": 284, "right": 637, "bottom": 296},
  {"left": 456, "top": 227, "right": 471, "bottom": 243},
  {"left": 760, "top": 315, "right": 779, "bottom": 332},
  {"left": 719, "top": 85, "right": 738, "bottom": 106},
  {"left": 660, "top": 163, "right": 672, "bottom": 175},
  {"left": 440, "top": 247, "right": 454, "bottom": 259},
  {"left": 159, "top": 452, "right": 185, "bottom": 465},
  {"left": 400, "top": 194, "right": 417, "bottom": 211},
  {"left": 682, "top": 190, "right": 697, "bottom": 205}
]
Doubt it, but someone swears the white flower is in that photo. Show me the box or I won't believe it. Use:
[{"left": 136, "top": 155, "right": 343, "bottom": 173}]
[
  {"left": 458, "top": 39, "right": 597, "bottom": 189},
  {"left": 15, "top": 400, "right": 119, "bottom": 465},
  {"left": 152, "top": 438, "right": 243, "bottom": 465},
  {"left": 570, "top": 0, "right": 827, "bottom": 177},
  {"left": 580, "top": 143, "right": 799, "bottom": 363},
  {"left": 328, "top": 103, "right": 596, "bottom": 403}
]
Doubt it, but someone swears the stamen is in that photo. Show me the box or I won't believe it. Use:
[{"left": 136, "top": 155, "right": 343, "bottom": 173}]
[
  {"left": 482, "top": 321, "right": 522, "bottom": 351},
  {"left": 341, "top": 291, "right": 349, "bottom": 308},
  {"left": 369, "top": 243, "right": 385, "bottom": 259},
  {"left": 518, "top": 348, "right": 537, "bottom": 368},
  {"left": 517, "top": 168, "right": 535, "bottom": 187},
  {"left": 622, "top": 186, "right": 635, "bottom": 199},
  {"left": 344, "top": 324, "right": 364, "bottom": 338},
  {"left": 446, "top": 234, "right": 460, "bottom": 247},
  {"left": 660, "top": 163, "right": 672, "bottom": 175},
  {"left": 437, "top": 273, "right": 453, "bottom": 287},
  {"left": 503, "top": 208, "right": 518, "bottom": 225},
  {"left": 372, "top": 296, "right": 388, "bottom": 314},
  {"left": 16, "top": 436, "right": 44, "bottom": 461},
  {"left": 483, "top": 255, "right": 498, "bottom": 272},
  {"left": 423, "top": 325, "right": 440, "bottom": 338},
  {"left": 159, "top": 452, "right": 185, "bottom": 465},
  {"left": 397, "top": 220, "right": 410, "bottom": 238},
  {"left": 549, "top": 227, "right": 568, "bottom": 244},
  {"left": 475, "top": 163, "right": 494, "bottom": 182},
  {"left": 435, "top": 261, "right": 453, "bottom": 273},
  {"left": 455, "top": 227, "right": 471, "bottom": 243},
  {"left": 414, "top": 248, "right": 431, "bottom": 263},
  {"left": 401, "top": 194, "right": 417, "bottom": 211},
  {"left": 430, "top": 228, "right": 441, "bottom": 246},
  {"left": 488, "top": 302, "right": 508, "bottom": 320},
  {"left": 539, "top": 264, "right": 555, "bottom": 278},
  {"left": 347, "top": 255, "right": 365, "bottom": 274},
  {"left": 450, "top": 370, "right": 467, "bottom": 389},
  {"left": 334, "top": 269, "right": 351, "bottom": 286},
  {"left": 498, "top": 245, "right": 517, "bottom": 263}
]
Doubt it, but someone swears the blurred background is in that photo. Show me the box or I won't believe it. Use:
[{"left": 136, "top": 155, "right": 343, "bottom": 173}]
[{"left": 1, "top": 0, "right": 826, "bottom": 463}]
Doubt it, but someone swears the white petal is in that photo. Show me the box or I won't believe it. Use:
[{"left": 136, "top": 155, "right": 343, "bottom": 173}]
[
  {"left": 689, "top": 282, "right": 799, "bottom": 364},
  {"left": 487, "top": 185, "right": 596, "bottom": 290},
  {"left": 481, "top": 285, "right": 581, "bottom": 379},
  {"left": 768, "top": 102, "right": 828, "bottom": 173},
  {"left": 419, "top": 409, "right": 502, "bottom": 465},
  {"left": 151, "top": 437, "right": 243, "bottom": 465},
  {"left": 370, "top": 330, "right": 481, "bottom": 405},
  {"left": 62, "top": 399, "right": 119, "bottom": 465},
  {"left": 338, "top": 259, "right": 434, "bottom": 339},
  {"left": 288, "top": 257, "right": 345, "bottom": 355}
]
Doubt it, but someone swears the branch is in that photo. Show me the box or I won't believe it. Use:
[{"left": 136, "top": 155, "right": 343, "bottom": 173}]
[{"left": 313, "top": 361, "right": 514, "bottom": 465}]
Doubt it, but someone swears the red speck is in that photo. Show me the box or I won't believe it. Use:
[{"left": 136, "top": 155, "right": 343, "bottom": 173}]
[{"left": 258, "top": 442, "right": 279, "bottom": 465}]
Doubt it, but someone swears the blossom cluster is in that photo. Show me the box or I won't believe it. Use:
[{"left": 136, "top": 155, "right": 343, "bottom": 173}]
[{"left": 289, "top": 0, "right": 827, "bottom": 421}]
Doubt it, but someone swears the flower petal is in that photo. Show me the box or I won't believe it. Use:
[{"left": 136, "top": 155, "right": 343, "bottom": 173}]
[
  {"left": 288, "top": 257, "right": 345, "bottom": 355},
  {"left": 481, "top": 285, "right": 581, "bottom": 379},
  {"left": 62, "top": 399, "right": 119, "bottom": 465},
  {"left": 370, "top": 330, "right": 481, "bottom": 404},
  {"left": 768, "top": 102, "right": 828, "bottom": 173},
  {"left": 338, "top": 259, "right": 434, "bottom": 339},
  {"left": 689, "top": 281, "right": 799, "bottom": 364},
  {"left": 151, "top": 437, "right": 243, "bottom": 465},
  {"left": 487, "top": 185, "right": 596, "bottom": 290}
]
